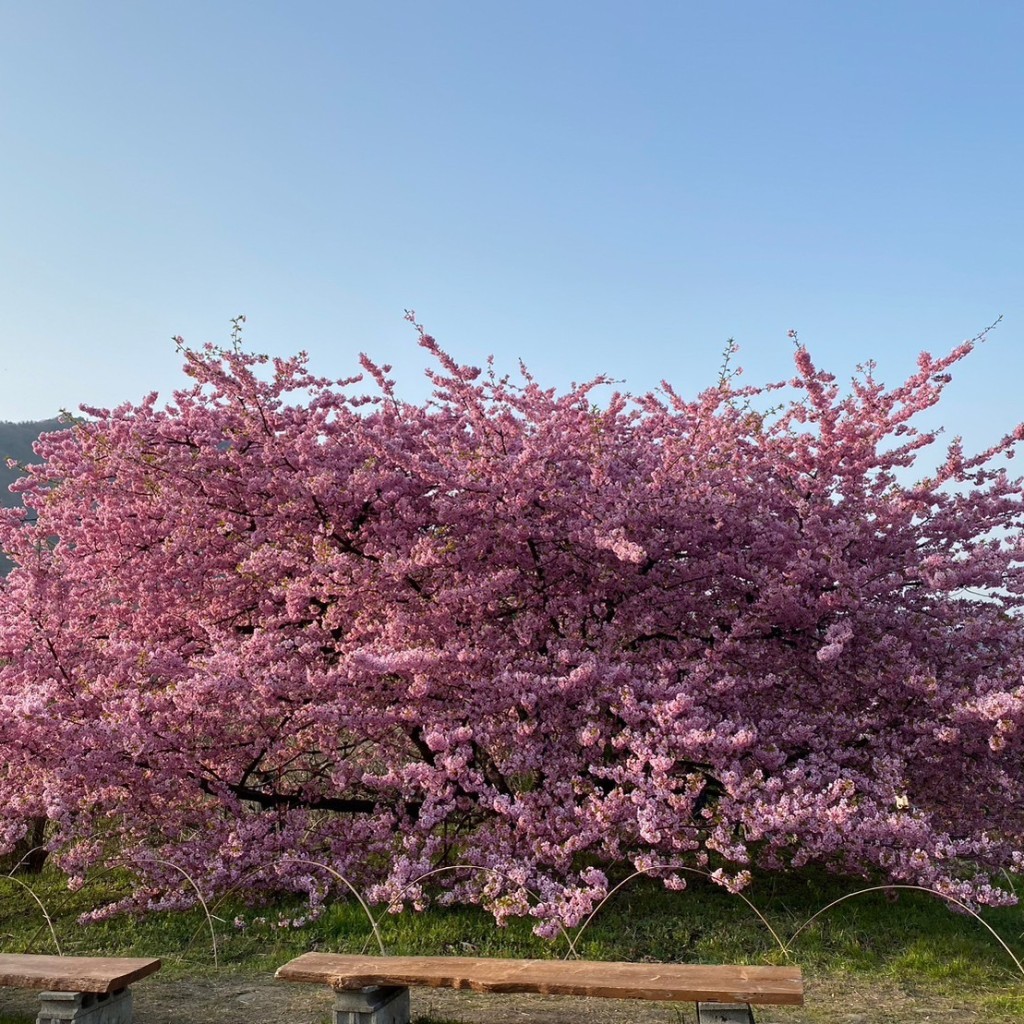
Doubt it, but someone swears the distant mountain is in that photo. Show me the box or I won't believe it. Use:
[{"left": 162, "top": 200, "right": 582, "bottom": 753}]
[{"left": 0, "top": 419, "right": 72, "bottom": 509}]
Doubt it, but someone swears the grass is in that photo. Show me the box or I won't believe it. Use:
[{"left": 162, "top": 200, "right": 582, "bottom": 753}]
[{"left": 0, "top": 864, "right": 1022, "bottom": 1017}]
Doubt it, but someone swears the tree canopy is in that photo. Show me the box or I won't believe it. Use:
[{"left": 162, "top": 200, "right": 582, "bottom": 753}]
[{"left": 1, "top": 324, "right": 1022, "bottom": 930}]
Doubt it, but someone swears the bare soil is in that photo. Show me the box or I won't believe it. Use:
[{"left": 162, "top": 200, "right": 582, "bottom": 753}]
[{"left": 0, "top": 969, "right": 1019, "bottom": 1024}]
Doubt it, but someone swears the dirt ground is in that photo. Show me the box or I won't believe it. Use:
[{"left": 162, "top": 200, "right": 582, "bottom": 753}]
[{"left": 0, "top": 970, "right": 1018, "bottom": 1024}]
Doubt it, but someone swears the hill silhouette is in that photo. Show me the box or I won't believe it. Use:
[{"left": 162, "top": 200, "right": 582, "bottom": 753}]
[{"left": 0, "top": 418, "right": 72, "bottom": 508}]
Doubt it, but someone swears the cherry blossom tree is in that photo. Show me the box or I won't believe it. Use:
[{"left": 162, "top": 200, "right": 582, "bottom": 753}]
[{"left": 0, "top": 319, "right": 1022, "bottom": 929}]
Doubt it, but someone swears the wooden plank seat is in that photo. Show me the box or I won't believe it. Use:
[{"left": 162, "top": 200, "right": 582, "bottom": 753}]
[
  {"left": 276, "top": 953, "right": 803, "bottom": 1024},
  {"left": 0, "top": 954, "right": 161, "bottom": 1024}
]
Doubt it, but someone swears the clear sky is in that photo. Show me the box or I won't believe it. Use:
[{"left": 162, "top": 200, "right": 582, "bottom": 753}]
[{"left": 1, "top": 1, "right": 1021, "bottom": 456}]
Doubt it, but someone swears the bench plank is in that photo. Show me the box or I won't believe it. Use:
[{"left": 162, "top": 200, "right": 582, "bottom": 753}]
[
  {"left": 0, "top": 954, "right": 162, "bottom": 994},
  {"left": 277, "top": 953, "right": 803, "bottom": 1006}
]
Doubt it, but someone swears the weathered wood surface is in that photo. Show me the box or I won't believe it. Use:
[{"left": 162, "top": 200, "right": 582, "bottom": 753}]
[
  {"left": 0, "top": 954, "right": 162, "bottom": 993},
  {"left": 276, "top": 954, "right": 804, "bottom": 1006}
]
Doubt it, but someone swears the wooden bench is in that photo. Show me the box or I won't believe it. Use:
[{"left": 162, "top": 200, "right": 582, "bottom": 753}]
[
  {"left": 276, "top": 953, "right": 803, "bottom": 1024},
  {"left": 0, "top": 954, "right": 161, "bottom": 1024}
]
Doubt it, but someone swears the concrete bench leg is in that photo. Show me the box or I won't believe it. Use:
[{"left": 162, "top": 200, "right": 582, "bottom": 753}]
[
  {"left": 696, "top": 1003, "right": 756, "bottom": 1024},
  {"left": 37, "top": 988, "right": 133, "bottom": 1024},
  {"left": 333, "top": 986, "right": 410, "bottom": 1024}
]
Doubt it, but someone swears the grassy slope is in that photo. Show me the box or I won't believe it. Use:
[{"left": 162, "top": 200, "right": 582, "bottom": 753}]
[{"left": 0, "top": 867, "right": 1021, "bottom": 1020}]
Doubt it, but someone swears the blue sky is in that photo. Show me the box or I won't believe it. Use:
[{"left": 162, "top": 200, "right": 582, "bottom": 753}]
[{"left": 1, "top": 1, "right": 1021, "bottom": 457}]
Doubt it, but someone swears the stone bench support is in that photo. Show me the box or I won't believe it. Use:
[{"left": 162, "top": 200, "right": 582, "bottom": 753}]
[
  {"left": 37, "top": 987, "right": 134, "bottom": 1024},
  {"left": 696, "top": 1003, "right": 756, "bottom": 1024},
  {"left": 332, "top": 985, "right": 411, "bottom": 1024}
]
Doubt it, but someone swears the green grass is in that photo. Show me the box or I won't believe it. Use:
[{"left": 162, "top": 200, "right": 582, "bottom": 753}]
[
  {"left": 981, "top": 993, "right": 1024, "bottom": 1014},
  {"left": 0, "top": 863, "right": 1022, "bottom": 999}
]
